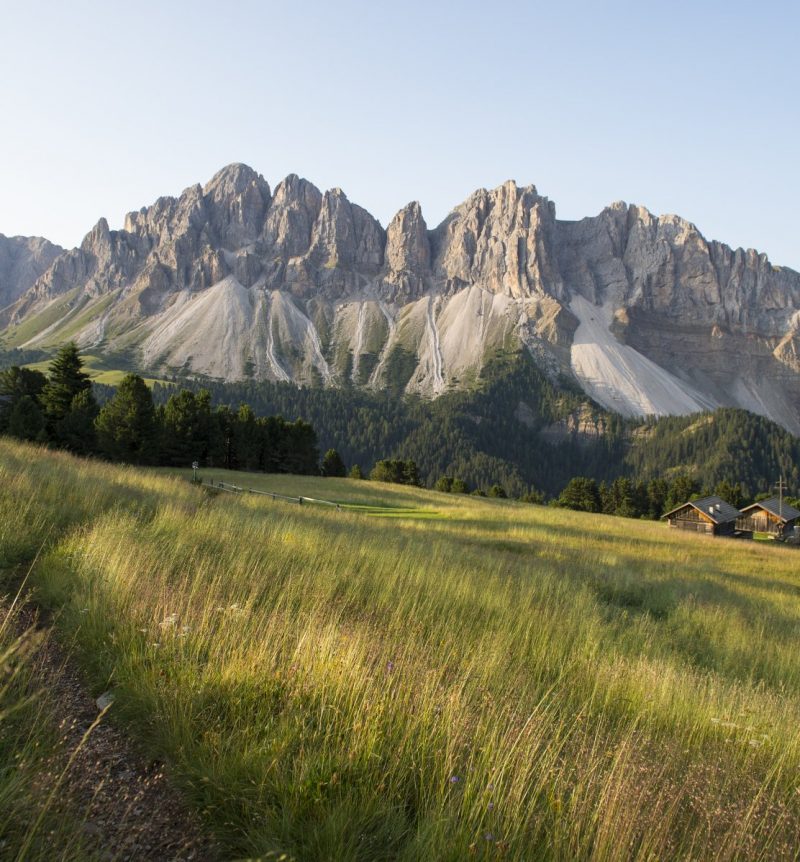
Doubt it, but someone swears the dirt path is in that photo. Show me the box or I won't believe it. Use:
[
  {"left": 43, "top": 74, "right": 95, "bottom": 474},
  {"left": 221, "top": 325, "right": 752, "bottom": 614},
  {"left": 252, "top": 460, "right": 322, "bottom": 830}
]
[{"left": 8, "top": 602, "right": 217, "bottom": 861}]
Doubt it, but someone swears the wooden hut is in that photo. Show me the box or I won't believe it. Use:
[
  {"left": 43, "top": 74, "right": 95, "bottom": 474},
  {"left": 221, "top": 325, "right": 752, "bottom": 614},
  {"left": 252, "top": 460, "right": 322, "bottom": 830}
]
[
  {"left": 661, "top": 496, "right": 741, "bottom": 536},
  {"left": 737, "top": 497, "right": 800, "bottom": 537}
]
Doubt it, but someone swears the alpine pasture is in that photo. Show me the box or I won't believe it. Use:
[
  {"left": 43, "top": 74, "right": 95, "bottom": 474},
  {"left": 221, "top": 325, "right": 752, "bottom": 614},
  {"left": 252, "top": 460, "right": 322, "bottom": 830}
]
[{"left": 2, "top": 438, "right": 800, "bottom": 860}]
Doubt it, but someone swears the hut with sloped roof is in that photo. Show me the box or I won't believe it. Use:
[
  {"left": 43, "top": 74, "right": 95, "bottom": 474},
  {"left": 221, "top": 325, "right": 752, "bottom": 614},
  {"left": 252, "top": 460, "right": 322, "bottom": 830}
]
[
  {"left": 737, "top": 496, "right": 800, "bottom": 538},
  {"left": 661, "top": 495, "right": 741, "bottom": 537}
]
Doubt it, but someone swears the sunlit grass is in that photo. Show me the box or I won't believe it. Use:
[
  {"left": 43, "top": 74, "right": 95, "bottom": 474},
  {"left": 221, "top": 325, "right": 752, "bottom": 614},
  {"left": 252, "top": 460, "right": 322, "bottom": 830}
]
[
  {"left": 22, "top": 354, "right": 168, "bottom": 388},
  {"left": 3, "top": 439, "right": 800, "bottom": 859},
  {"left": 0, "top": 600, "right": 98, "bottom": 860}
]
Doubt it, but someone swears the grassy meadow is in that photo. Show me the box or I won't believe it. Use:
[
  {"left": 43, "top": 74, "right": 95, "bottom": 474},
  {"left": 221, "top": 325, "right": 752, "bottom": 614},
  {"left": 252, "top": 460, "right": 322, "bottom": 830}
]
[
  {"left": 0, "top": 585, "right": 99, "bottom": 859},
  {"left": 2, "top": 439, "right": 800, "bottom": 860},
  {"left": 21, "top": 353, "right": 169, "bottom": 388}
]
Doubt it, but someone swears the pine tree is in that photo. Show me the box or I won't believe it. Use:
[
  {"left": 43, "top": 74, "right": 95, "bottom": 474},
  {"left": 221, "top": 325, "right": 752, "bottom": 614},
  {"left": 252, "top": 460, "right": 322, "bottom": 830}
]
[
  {"left": 0, "top": 366, "right": 47, "bottom": 435},
  {"left": 665, "top": 474, "right": 699, "bottom": 511},
  {"left": 56, "top": 389, "right": 98, "bottom": 454},
  {"left": 95, "top": 374, "right": 157, "bottom": 464},
  {"left": 235, "top": 403, "right": 261, "bottom": 471},
  {"left": 321, "top": 448, "right": 346, "bottom": 477},
  {"left": 557, "top": 477, "right": 601, "bottom": 512},
  {"left": 40, "top": 343, "right": 97, "bottom": 450},
  {"left": 646, "top": 478, "right": 669, "bottom": 519},
  {"left": 162, "top": 390, "right": 210, "bottom": 466},
  {"left": 7, "top": 395, "right": 45, "bottom": 441},
  {"left": 713, "top": 480, "right": 745, "bottom": 509},
  {"left": 40, "top": 343, "right": 92, "bottom": 425}
]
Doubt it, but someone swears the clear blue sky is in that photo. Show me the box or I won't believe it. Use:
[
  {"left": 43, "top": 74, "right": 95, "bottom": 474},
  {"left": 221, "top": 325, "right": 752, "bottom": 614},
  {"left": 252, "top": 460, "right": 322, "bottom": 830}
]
[{"left": 2, "top": 0, "right": 798, "bottom": 269}]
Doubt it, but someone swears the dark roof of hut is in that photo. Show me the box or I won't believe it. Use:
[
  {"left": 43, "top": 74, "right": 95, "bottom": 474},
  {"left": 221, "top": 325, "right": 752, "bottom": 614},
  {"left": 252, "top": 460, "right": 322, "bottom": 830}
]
[
  {"left": 662, "top": 495, "right": 741, "bottom": 524},
  {"left": 740, "top": 496, "right": 800, "bottom": 523}
]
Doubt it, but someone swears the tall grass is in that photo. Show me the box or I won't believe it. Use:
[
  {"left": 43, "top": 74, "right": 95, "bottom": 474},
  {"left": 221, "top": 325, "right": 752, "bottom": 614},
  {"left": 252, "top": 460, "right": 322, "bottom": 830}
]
[
  {"left": 2, "top": 439, "right": 800, "bottom": 860},
  {"left": 0, "top": 602, "right": 98, "bottom": 861}
]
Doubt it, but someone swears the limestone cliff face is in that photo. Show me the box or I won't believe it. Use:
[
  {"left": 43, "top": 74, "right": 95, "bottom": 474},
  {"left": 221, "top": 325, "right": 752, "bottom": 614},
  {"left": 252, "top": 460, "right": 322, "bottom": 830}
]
[
  {"left": 3, "top": 163, "right": 799, "bottom": 434},
  {"left": 431, "top": 181, "right": 563, "bottom": 300},
  {"left": 383, "top": 201, "right": 430, "bottom": 301},
  {"left": 554, "top": 202, "right": 800, "bottom": 431},
  {"left": 0, "top": 234, "right": 63, "bottom": 309}
]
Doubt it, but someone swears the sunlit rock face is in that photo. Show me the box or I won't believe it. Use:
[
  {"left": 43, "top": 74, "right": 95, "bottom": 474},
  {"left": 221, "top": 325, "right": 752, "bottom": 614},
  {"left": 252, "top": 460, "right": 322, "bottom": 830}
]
[{"left": 3, "top": 164, "right": 799, "bottom": 434}]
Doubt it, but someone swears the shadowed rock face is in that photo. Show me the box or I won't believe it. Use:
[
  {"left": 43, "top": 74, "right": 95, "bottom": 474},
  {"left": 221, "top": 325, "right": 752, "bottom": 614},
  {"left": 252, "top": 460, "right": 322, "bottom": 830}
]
[
  {"left": 0, "top": 234, "right": 63, "bottom": 309},
  {"left": 3, "top": 163, "right": 800, "bottom": 433}
]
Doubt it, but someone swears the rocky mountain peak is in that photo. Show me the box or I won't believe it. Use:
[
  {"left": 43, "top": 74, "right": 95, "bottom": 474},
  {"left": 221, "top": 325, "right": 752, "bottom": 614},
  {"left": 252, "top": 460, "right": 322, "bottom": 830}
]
[
  {"left": 81, "top": 217, "right": 111, "bottom": 254},
  {"left": 263, "top": 174, "right": 323, "bottom": 258},
  {"left": 308, "top": 188, "right": 384, "bottom": 272},
  {"left": 0, "top": 234, "right": 63, "bottom": 310},
  {"left": 202, "top": 162, "right": 267, "bottom": 198},
  {"left": 4, "top": 163, "right": 800, "bottom": 435},
  {"left": 432, "top": 179, "right": 562, "bottom": 298},
  {"left": 202, "top": 163, "right": 271, "bottom": 249},
  {"left": 385, "top": 201, "right": 429, "bottom": 275}
]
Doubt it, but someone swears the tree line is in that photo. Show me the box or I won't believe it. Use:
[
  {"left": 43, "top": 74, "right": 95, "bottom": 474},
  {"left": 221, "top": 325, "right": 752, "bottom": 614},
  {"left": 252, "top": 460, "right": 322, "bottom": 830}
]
[
  {"left": 0, "top": 344, "right": 318, "bottom": 473},
  {"left": 2, "top": 344, "right": 797, "bottom": 515},
  {"left": 139, "top": 351, "right": 799, "bottom": 500}
]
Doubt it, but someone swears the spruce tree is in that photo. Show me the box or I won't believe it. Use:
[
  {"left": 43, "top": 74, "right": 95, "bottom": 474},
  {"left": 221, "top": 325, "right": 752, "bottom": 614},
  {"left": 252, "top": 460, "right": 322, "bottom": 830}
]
[
  {"left": 40, "top": 343, "right": 97, "bottom": 449},
  {"left": 50, "top": 389, "right": 97, "bottom": 454},
  {"left": 7, "top": 395, "right": 45, "bottom": 441},
  {"left": 40, "top": 343, "right": 92, "bottom": 424},
  {"left": 557, "top": 477, "right": 601, "bottom": 512},
  {"left": 95, "top": 374, "right": 157, "bottom": 464},
  {"left": 162, "top": 390, "right": 210, "bottom": 466},
  {"left": 0, "top": 366, "right": 47, "bottom": 434},
  {"left": 235, "top": 403, "right": 261, "bottom": 471},
  {"left": 321, "top": 449, "right": 346, "bottom": 477}
]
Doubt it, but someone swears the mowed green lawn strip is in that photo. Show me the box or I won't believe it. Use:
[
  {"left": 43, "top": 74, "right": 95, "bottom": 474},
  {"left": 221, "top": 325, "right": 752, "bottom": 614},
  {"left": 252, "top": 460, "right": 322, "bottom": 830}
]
[
  {"left": 3, "top": 440, "right": 800, "bottom": 861},
  {"left": 173, "top": 467, "right": 447, "bottom": 518}
]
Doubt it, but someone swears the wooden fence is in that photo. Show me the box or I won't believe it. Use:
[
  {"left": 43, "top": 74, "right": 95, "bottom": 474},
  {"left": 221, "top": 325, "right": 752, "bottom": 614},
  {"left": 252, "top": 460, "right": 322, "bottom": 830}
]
[{"left": 202, "top": 479, "right": 342, "bottom": 510}]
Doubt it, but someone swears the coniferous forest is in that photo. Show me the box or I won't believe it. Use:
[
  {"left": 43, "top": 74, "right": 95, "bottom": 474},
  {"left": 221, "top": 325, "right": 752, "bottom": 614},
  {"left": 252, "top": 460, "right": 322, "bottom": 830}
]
[
  {"left": 0, "top": 344, "right": 318, "bottom": 475},
  {"left": 2, "top": 344, "right": 798, "bottom": 518}
]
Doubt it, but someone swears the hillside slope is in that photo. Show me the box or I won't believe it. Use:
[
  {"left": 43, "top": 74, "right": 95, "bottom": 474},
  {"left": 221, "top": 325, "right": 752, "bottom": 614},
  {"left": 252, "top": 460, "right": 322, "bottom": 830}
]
[
  {"left": 148, "top": 353, "right": 800, "bottom": 497},
  {"left": 3, "top": 440, "right": 800, "bottom": 860}
]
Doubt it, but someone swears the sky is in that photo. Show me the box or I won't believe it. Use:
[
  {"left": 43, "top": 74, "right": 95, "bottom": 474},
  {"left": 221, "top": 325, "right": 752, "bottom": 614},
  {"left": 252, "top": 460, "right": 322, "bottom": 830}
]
[{"left": 1, "top": 0, "right": 798, "bottom": 269}]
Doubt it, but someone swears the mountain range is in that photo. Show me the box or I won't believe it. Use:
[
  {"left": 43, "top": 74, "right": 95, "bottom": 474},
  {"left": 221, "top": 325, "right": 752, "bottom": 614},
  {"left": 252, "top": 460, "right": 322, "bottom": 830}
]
[{"left": 1, "top": 163, "right": 799, "bottom": 434}]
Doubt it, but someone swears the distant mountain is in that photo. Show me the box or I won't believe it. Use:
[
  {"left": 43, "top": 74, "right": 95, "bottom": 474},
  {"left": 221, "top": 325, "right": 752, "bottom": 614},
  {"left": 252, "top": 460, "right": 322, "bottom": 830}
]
[
  {"left": 1, "top": 163, "right": 798, "bottom": 433},
  {"left": 0, "top": 234, "right": 63, "bottom": 309}
]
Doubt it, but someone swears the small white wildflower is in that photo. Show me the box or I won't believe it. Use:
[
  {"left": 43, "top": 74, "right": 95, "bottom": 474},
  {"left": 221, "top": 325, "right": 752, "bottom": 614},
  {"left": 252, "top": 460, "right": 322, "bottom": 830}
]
[{"left": 159, "top": 613, "right": 178, "bottom": 629}]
